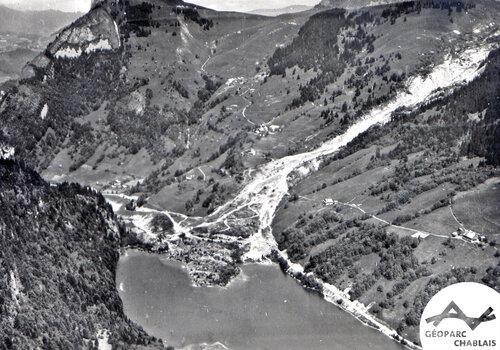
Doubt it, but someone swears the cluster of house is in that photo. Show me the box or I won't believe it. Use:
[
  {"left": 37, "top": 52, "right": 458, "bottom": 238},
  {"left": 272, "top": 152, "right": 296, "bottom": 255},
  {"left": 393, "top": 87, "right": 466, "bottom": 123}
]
[
  {"left": 256, "top": 124, "right": 282, "bottom": 137},
  {"left": 451, "top": 227, "right": 486, "bottom": 243},
  {"left": 110, "top": 179, "right": 125, "bottom": 190}
]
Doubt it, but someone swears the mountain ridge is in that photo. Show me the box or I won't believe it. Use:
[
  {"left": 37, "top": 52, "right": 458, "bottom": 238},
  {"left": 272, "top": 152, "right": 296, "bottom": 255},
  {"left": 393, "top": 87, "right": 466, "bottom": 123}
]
[
  {"left": 0, "top": 5, "right": 82, "bottom": 36},
  {"left": 247, "top": 5, "right": 314, "bottom": 16}
]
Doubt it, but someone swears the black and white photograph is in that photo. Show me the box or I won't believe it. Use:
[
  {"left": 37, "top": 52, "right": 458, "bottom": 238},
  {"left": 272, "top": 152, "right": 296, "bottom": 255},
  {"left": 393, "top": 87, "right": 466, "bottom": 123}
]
[{"left": 0, "top": 0, "right": 499, "bottom": 349}]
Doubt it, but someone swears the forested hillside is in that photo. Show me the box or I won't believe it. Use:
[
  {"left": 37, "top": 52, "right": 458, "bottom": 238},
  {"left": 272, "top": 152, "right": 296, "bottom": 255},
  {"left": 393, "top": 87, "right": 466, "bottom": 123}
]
[{"left": 0, "top": 159, "right": 163, "bottom": 349}]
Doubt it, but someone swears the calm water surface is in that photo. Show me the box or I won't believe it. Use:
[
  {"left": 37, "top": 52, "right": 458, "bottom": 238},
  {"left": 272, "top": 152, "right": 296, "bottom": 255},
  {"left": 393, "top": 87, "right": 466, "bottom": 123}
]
[{"left": 117, "top": 249, "right": 405, "bottom": 350}]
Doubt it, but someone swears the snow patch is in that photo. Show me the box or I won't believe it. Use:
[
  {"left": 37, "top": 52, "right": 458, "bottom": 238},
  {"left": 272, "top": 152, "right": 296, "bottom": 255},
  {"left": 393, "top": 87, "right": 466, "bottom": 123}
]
[
  {"left": 55, "top": 46, "right": 82, "bottom": 59},
  {"left": 85, "top": 39, "right": 112, "bottom": 54},
  {"left": 55, "top": 36, "right": 114, "bottom": 59}
]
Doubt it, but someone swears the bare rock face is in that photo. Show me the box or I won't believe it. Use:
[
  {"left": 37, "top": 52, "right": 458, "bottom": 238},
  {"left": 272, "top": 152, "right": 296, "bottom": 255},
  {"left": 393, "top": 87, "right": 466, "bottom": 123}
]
[
  {"left": 49, "top": 7, "right": 120, "bottom": 57},
  {"left": 22, "top": 6, "right": 120, "bottom": 79}
]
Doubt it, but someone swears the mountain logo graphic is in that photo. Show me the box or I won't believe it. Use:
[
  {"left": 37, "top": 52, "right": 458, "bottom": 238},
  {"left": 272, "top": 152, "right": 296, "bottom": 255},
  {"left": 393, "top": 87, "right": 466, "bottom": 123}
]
[
  {"left": 420, "top": 283, "right": 500, "bottom": 350},
  {"left": 425, "top": 301, "right": 496, "bottom": 331}
]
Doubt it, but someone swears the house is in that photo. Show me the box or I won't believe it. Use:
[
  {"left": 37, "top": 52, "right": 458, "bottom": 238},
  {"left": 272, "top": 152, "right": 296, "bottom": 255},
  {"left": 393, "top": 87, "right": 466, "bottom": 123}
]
[
  {"left": 0, "top": 145, "right": 15, "bottom": 160},
  {"left": 462, "top": 230, "right": 477, "bottom": 242},
  {"left": 323, "top": 198, "right": 334, "bottom": 206}
]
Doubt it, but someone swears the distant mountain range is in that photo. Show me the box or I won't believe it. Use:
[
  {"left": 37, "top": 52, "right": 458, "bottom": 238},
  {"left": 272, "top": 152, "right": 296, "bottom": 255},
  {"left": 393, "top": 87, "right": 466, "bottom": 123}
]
[
  {"left": 0, "top": 5, "right": 81, "bottom": 84},
  {"left": 318, "top": 0, "right": 400, "bottom": 9},
  {"left": 247, "top": 5, "right": 313, "bottom": 16},
  {"left": 0, "top": 5, "right": 81, "bottom": 36}
]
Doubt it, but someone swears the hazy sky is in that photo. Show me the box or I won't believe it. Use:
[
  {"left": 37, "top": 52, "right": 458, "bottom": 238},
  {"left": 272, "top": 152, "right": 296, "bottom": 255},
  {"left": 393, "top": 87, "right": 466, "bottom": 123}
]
[{"left": 0, "top": 0, "right": 321, "bottom": 13}]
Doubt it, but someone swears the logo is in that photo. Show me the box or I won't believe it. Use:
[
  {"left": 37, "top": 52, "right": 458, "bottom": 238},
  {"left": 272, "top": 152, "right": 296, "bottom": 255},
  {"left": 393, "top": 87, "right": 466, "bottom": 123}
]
[
  {"left": 420, "top": 282, "right": 500, "bottom": 350},
  {"left": 426, "top": 301, "right": 496, "bottom": 330}
]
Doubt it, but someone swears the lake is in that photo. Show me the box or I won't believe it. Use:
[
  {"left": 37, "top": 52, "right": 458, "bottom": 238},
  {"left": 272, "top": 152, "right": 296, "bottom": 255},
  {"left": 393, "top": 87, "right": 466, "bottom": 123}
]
[{"left": 117, "top": 249, "right": 405, "bottom": 350}]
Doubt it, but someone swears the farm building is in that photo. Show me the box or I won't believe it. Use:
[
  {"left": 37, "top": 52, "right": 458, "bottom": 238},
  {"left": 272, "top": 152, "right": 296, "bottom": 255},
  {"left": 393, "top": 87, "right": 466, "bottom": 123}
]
[
  {"left": 323, "top": 198, "right": 334, "bottom": 206},
  {"left": 462, "top": 230, "right": 477, "bottom": 241}
]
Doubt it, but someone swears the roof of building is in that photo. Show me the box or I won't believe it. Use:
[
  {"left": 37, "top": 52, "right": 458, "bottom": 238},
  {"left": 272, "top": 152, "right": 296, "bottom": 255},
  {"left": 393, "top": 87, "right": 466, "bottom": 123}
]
[{"left": 463, "top": 230, "right": 476, "bottom": 240}]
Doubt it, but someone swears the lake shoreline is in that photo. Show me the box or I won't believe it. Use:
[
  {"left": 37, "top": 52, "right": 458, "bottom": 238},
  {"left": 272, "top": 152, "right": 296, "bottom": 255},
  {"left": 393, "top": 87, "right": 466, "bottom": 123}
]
[
  {"left": 116, "top": 249, "right": 410, "bottom": 350},
  {"left": 116, "top": 249, "right": 414, "bottom": 350}
]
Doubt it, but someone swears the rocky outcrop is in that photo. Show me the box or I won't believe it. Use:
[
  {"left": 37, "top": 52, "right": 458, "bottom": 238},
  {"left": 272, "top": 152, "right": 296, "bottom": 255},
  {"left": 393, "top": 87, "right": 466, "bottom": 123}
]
[{"left": 22, "top": 6, "right": 120, "bottom": 79}]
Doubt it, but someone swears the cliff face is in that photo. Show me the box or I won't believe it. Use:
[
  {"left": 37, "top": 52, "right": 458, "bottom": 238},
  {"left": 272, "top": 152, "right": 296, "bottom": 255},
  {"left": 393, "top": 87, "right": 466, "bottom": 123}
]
[{"left": 23, "top": 6, "right": 121, "bottom": 79}]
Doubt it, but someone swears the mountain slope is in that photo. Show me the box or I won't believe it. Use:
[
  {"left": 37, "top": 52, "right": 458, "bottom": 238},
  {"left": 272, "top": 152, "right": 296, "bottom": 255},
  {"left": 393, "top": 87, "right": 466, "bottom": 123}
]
[
  {"left": 0, "top": 159, "right": 163, "bottom": 349},
  {"left": 272, "top": 47, "right": 500, "bottom": 345},
  {"left": 0, "top": 0, "right": 496, "bottom": 219}
]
